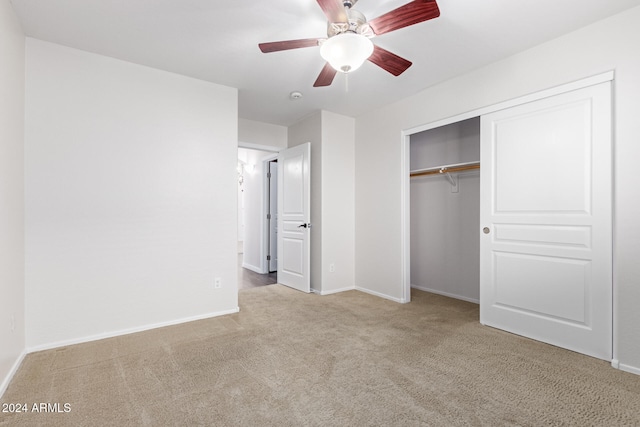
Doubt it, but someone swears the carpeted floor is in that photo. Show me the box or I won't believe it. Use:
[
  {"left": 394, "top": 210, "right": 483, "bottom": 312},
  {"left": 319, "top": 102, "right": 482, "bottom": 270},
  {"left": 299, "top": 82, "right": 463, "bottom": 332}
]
[{"left": 1, "top": 285, "right": 639, "bottom": 426}]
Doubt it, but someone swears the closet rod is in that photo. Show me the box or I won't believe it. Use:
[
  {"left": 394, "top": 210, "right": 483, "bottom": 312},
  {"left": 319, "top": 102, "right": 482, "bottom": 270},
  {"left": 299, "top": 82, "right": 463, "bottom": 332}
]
[{"left": 410, "top": 163, "right": 480, "bottom": 178}]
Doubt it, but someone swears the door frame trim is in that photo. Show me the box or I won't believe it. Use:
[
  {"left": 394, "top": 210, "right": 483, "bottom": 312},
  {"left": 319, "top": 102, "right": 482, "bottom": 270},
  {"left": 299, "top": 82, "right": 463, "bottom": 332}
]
[
  {"left": 399, "top": 70, "right": 614, "bottom": 343},
  {"left": 263, "top": 155, "right": 278, "bottom": 273}
]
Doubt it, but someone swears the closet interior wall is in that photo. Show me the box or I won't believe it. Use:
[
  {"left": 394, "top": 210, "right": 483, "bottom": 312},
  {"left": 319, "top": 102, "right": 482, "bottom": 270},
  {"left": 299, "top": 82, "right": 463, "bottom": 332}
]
[{"left": 410, "top": 117, "right": 481, "bottom": 303}]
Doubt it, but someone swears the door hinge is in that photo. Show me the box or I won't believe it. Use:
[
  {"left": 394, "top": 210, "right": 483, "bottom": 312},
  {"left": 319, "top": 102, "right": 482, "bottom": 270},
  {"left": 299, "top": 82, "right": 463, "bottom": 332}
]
[
  {"left": 267, "top": 172, "right": 271, "bottom": 178},
  {"left": 267, "top": 255, "right": 271, "bottom": 261},
  {"left": 267, "top": 213, "right": 271, "bottom": 220}
]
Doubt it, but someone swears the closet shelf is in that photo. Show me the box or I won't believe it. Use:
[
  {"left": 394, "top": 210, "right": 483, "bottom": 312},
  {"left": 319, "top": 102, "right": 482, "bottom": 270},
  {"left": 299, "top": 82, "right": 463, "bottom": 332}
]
[{"left": 410, "top": 161, "right": 480, "bottom": 178}]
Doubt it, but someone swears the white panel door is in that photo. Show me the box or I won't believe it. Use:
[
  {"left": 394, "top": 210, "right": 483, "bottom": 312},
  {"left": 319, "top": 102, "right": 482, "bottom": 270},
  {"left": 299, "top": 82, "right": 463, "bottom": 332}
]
[
  {"left": 480, "top": 82, "right": 612, "bottom": 360},
  {"left": 277, "top": 143, "right": 310, "bottom": 293}
]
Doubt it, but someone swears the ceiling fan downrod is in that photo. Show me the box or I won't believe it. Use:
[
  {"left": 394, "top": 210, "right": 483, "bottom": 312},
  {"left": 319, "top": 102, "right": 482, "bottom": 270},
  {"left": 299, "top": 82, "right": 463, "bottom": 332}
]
[{"left": 342, "top": 0, "right": 356, "bottom": 9}]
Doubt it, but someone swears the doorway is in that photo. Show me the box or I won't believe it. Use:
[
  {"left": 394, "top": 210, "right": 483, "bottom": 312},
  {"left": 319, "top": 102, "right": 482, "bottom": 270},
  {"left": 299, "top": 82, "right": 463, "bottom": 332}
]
[
  {"left": 237, "top": 145, "right": 279, "bottom": 289},
  {"left": 236, "top": 142, "right": 312, "bottom": 293}
]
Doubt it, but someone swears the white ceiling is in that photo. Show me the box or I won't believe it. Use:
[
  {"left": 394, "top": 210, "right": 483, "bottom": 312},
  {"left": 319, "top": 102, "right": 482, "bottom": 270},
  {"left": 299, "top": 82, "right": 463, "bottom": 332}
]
[{"left": 11, "top": 0, "right": 640, "bottom": 126}]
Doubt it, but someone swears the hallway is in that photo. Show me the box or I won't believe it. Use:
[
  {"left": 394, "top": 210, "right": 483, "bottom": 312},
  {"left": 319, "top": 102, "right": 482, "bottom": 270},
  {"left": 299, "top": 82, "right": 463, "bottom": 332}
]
[{"left": 238, "top": 254, "right": 277, "bottom": 290}]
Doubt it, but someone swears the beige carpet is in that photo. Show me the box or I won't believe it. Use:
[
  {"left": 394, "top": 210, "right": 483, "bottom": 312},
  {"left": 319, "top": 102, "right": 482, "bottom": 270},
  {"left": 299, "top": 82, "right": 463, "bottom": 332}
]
[{"left": 1, "top": 286, "right": 639, "bottom": 426}]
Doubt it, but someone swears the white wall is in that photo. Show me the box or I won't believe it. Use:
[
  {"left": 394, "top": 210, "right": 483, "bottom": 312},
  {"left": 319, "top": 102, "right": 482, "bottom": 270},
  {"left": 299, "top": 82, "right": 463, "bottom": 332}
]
[
  {"left": 321, "top": 111, "right": 355, "bottom": 295},
  {"left": 410, "top": 118, "right": 480, "bottom": 302},
  {"left": 0, "top": 0, "right": 25, "bottom": 396},
  {"left": 25, "top": 39, "right": 239, "bottom": 349},
  {"left": 287, "top": 111, "right": 356, "bottom": 295},
  {"left": 355, "top": 6, "right": 640, "bottom": 372},
  {"left": 239, "top": 118, "right": 287, "bottom": 149}
]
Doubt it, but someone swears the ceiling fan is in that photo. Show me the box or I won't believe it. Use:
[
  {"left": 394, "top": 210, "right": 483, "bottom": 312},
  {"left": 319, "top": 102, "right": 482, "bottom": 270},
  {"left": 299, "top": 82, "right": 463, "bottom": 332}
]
[{"left": 258, "top": 0, "right": 440, "bottom": 87}]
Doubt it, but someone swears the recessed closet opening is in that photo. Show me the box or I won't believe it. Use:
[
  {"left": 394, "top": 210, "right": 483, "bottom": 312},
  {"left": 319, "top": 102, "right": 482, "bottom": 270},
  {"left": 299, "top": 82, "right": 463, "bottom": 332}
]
[
  {"left": 409, "top": 117, "right": 481, "bottom": 304},
  {"left": 402, "top": 72, "right": 614, "bottom": 361}
]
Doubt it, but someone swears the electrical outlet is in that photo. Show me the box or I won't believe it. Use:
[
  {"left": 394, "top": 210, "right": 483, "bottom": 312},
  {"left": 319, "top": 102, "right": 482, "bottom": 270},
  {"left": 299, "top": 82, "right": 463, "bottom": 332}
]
[
  {"left": 329, "top": 263, "right": 335, "bottom": 273},
  {"left": 214, "top": 277, "right": 222, "bottom": 289}
]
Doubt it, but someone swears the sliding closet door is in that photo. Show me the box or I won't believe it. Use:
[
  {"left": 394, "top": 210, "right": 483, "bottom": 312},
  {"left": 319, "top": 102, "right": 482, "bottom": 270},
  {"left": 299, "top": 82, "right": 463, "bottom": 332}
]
[{"left": 480, "top": 82, "right": 612, "bottom": 360}]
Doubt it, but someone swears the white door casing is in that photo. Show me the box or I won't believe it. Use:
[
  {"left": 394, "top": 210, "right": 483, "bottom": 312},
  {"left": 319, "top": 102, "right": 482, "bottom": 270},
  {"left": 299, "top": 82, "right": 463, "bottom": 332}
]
[
  {"left": 480, "top": 82, "right": 612, "bottom": 360},
  {"left": 277, "top": 143, "right": 311, "bottom": 293},
  {"left": 268, "top": 161, "right": 278, "bottom": 272}
]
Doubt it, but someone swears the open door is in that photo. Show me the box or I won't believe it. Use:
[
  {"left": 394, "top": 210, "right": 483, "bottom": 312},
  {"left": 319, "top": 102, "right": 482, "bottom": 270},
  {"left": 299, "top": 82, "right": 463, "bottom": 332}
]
[
  {"left": 480, "top": 81, "right": 612, "bottom": 360},
  {"left": 277, "top": 143, "right": 311, "bottom": 293}
]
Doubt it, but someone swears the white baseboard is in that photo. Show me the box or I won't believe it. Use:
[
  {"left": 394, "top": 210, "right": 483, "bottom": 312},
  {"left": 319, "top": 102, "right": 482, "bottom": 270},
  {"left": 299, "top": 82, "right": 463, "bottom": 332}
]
[
  {"left": 355, "top": 286, "right": 403, "bottom": 303},
  {"left": 612, "top": 359, "right": 640, "bottom": 376},
  {"left": 620, "top": 363, "right": 640, "bottom": 376},
  {"left": 411, "top": 284, "right": 480, "bottom": 304},
  {"left": 26, "top": 307, "right": 240, "bottom": 353},
  {"left": 0, "top": 349, "right": 27, "bottom": 399},
  {"left": 318, "top": 286, "right": 356, "bottom": 296},
  {"left": 242, "top": 262, "right": 266, "bottom": 274}
]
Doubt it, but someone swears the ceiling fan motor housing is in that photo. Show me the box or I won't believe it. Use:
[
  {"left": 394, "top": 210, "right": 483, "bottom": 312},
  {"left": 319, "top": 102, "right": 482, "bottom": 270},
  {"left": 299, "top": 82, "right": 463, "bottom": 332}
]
[{"left": 327, "top": 8, "right": 372, "bottom": 37}]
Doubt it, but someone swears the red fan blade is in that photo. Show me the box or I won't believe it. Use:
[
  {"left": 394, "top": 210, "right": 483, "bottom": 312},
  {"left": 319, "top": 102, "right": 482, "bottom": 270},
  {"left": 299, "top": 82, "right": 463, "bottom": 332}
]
[
  {"left": 259, "top": 38, "right": 322, "bottom": 53},
  {"left": 313, "top": 62, "right": 338, "bottom": 87},
  {"left": 367, "top": 45, "right": 412, "bottom": 76},
  {"left": 369, "top": 0, "right": 440, "bottom": 36},
  {"left": 316, "top": 0, "right": 348, "bottom": 23}
]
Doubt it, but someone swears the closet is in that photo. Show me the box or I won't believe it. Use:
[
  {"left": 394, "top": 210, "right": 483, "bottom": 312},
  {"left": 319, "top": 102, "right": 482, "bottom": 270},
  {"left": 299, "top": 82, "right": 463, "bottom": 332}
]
[
  {"left": 409, "top": 117, "right": 480, "bottom": 303},
  {"left": 405, "top": 74, "right": 613, "bottom": 361}
]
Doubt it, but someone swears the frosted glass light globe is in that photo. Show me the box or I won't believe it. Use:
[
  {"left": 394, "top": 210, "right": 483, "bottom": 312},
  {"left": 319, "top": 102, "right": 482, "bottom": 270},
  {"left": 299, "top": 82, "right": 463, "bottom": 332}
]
[{"left": 320, "top": 33, "right": 374, "bottom": 73}]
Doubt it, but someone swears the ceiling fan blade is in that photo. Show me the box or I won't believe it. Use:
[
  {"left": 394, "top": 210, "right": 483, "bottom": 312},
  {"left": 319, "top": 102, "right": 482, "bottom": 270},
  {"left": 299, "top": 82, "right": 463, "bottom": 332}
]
[
  {"left": 369, "top": 0, "right": 440, "bottom": 36},
  {"left": 316, "top": 0, "right": 348, "bottom": 23},
  {"left": 259, "top": 38, "right": 322, "bottom": 53},
  {"left": 368, "top": 45, "right": 412, "bottom": 76},
  {"left": 313, "top": 62, "right": 338, "bottom": 87}
]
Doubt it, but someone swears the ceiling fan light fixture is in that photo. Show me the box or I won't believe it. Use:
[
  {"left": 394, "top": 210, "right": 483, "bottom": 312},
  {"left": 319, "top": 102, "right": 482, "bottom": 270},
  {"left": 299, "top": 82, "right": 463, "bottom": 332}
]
[{"left": 320, "top": 32, "right": 373, "bottom": 73}]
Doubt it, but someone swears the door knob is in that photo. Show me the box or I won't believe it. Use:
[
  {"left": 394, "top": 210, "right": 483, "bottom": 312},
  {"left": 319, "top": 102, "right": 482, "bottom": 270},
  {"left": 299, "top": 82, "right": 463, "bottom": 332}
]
[
  {"left": 483, "top": 227, "right": 490, "bottom": 234},
  {"left": 298, "top": 223, "right": 310, "bottom": 228}
]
